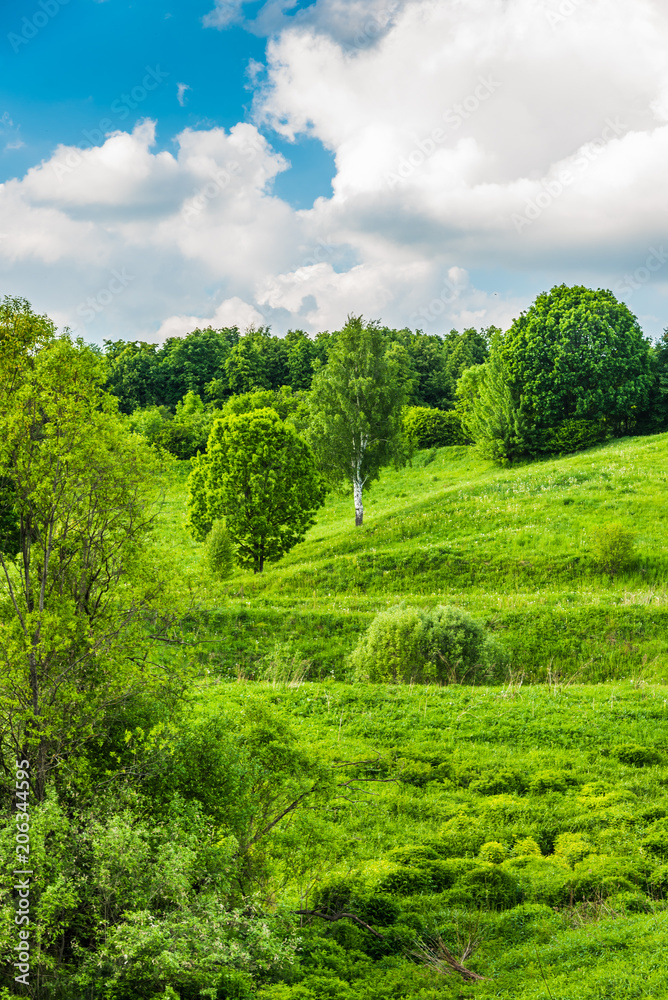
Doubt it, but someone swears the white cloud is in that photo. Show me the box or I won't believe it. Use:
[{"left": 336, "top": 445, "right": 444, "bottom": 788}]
[
  {"left": 177, "top": 83, "right": 191, "bottom": 107},
  {"left": 4, "top": 0, "right": 668, "bottom": 342},
  {"left": 156, "top": 297, "right": 265, "bottom": 341}
]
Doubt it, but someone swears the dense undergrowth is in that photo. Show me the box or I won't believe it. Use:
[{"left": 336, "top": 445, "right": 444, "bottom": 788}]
[{"left": 158, "top": 432, "right": 668, "bottom": 684}]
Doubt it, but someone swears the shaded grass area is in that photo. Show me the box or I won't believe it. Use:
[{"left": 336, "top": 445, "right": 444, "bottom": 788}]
[
  {"left": 195, "top": 679, "right": 668, "bottom": 998},
  {"left": 156, "top": 433, "right": 668, "bottom": 682}
]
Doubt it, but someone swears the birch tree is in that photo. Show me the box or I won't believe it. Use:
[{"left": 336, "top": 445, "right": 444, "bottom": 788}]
[{"left": 309, "top": 316, "right": 409, "bottom": 526}]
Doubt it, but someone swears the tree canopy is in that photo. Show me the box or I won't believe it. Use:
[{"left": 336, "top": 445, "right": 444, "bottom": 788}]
[
  {"left": 187, "top": 408, "right": 326, "bottom": 572},
  {"left": 460, "top": 285, "right": 654, "bottom": 461},
  {"left": 0, "top": 297, "right": 166, "bottom": 800},
  {"left": 308, "top": 316, "right": 409, "bottom": 526}
]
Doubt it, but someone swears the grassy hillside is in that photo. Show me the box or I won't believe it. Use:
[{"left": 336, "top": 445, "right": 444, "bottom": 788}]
[
  {"left": 156, "top": 433, "right": 668, "bottom": 683},
  {"left": 190, "top": 678, "right": 668, "bottom": 998}
]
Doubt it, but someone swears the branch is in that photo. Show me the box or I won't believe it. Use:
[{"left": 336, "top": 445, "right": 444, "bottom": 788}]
[
  {"left": 294, "top": 909, "right": 385, "bottom": 940},
  {"left": 410, "top": 935, "right": 486, "bottom": 983}
]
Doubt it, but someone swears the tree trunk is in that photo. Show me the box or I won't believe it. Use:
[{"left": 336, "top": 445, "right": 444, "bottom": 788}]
[{"left": 353, "top": 477, "right": 364, "bottom": 527}]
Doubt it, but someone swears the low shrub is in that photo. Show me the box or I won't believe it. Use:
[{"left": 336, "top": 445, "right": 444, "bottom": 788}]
[
  {"left": 349, "top": 603, "right": 504, "bottom": 684},
  {"left": 612, "top": 743, "right": 662, "bottom": 767},
  {"left": 450, "top": 863, "right": 522, "bottom": 909},
  {"left": 206, "top": 518, "right": 235, "bottom": 579},
  {"left": 544, "top": 417, "right": 606, "bottom": 455},
  {"left": 479, "top": 841, "right": 507, "bottom": 864},
  {"left": 589, "top": 520, "right": 636, "bottom": 575},
  {"left": 403, "top": 406, "right": 469, "bottom": 448}
]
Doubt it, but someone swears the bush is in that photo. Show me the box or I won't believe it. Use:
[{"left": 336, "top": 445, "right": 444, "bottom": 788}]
[
  {"left": 206, "top": 519, "right": 235, "bottom": 579},
  {"left": 450, "top": 863, "right": 522, "bottom": 909},
  {"left": 589, "top": 521, "right": 636, "bottom": 575},
  {"left": 349, "top": 603, "right": 503, "bottom": 684},
  {"left": 403, "top": 406, "right": 469, "bottom": 448},
  {"left": 611, "top": 743, "right": 662, "bottom": 767},
  {"left": 543, "top": 417, "right": 606, "bottom": 455},
  {"left": 479, "top": 841, "right": 507, "bottom": 864}
]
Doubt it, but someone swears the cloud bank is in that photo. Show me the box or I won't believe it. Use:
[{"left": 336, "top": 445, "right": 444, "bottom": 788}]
[{"left": 3, "top": 0, "right": 668, "bottom": 341}]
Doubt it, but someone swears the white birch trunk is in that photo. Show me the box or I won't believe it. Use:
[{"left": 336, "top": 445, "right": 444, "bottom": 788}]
[{"left": 353, "top": 476, "right": 364, "bottom": 527}]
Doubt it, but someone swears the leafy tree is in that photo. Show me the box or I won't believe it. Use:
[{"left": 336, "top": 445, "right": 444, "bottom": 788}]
[
  {"left": 285, "top": 329, "right": 318, "bottom": 390},
  {"left": 309, "top": 317, "right": 409, "bottom": 526},
  {"left": 225, "top": 335, "right": 270, "bottom": 395},
  {"left": 0, "top": 298, "right": 166, "bottom": 800},
  {"left": 498, "top": 285, "right": 653, "bottom": 456},
  {"left": 455, "top": 342, "right": 527, "bottom": 464},
  {"left": 160, "top": 325, "right": 239, "bottom": 407},
  {"left": 103, "top": 339, "right": 163, "bottom": 413},
  {"left": 187, "top": 409, "right": 326, "bottom": 572}
]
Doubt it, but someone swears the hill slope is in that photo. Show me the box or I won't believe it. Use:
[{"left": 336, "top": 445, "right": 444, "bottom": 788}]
[{"left": 156, "top": 433, "right": 668, "bottom": 682}]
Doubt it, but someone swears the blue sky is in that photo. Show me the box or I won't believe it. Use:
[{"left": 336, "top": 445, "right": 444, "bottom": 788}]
[
  {"left": 1, "top": 0, "right": 668, "bottom": 342},
  {"left": 0, "top": 0, "right": 335, "bottom": 206}
]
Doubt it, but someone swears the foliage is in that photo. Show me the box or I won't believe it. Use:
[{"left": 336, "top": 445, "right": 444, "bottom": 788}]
[
  {"left": 0, "top": 303, "right": 167, "bottom": 799},
  {"left": 105, "top": 326, "right": 240, "bottom": 413},
  {"left": 454, "top": 344, "right": 527, "bottom": 464},
  {"left": 187, "top": 408, "right": 326, "bottom": 572},
  {"left": 497, "top": 284, "right": 653, "bottom": 458},
  {"left": 309, "top": 317, "right": 410, "bottom": 525},
  {"left": 206, "top": 519, "right": 235, "bottom": 580},
  {"left": 402, "top": 407, "right": 468, "bottom": 449},
  {"left": 129, "top": 390, "right": 214, "bottom": 459},
  {"left": 589, "top": 520, "right": 636, "bottom": 575},
  {"left": 349, "top": 604, "right": 502, "bottom": 684}
]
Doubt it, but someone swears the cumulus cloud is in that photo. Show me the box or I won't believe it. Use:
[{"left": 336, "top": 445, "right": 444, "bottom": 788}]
[{"left": 3, "top": 0, "right": 668, "bottom": 341}]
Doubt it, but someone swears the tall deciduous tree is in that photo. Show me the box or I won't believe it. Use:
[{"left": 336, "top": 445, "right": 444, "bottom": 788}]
[
  {"left": 308, "top": 316, "right": 409, "bottom": 526},
  {"left": 499, "top": 285, "right": 653, "bottom": 455},
  {"left": 187, "top": 408, "right": 326, "bottom": 572},
  {"left": 0, "top": 297, "right": 165, "bottom": 800}
]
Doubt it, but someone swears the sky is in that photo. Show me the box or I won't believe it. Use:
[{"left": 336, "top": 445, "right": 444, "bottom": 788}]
[{"left": 1, "top": 0, "right": 668, "bottom": 344}]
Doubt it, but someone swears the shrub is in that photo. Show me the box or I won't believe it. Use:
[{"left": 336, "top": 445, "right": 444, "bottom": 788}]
[
  {"left": 470, "top": 769, "right": 525, "bottom": 795},
  {"left": 502, "top": 857, "right": 570, "bottom": 906},
  {"left": 451, "top": 863, "right": 522, "bottom": 909},
  {"left": 607, "top": 890, "right": 653, "bottom": 913},
  {"left": 543, "top": 417, "right": 606, "bottom": 455},
  {"left": 512, "top": 837, "right": 542, "bottom": 858},
  {"left": 403, "top": 406, "right": 469, "bottom": 448},
  {"left": 553, "top": 833, "right": 591, "bottom": 867},
  {"left": 612, "top": 743, "right": 662, "bottom": 767},
  {"left": 529, "top": 770, "right": 570, "bottom": 794},
  {"left": 349, "top": 603, "right": 503, "bottom": 684},
  {"left": 376, "top": 865, "right": 431, "bottom": 896},
  {"left": 479, "top": 841, "right": 507, "bottom": 864},
  {"left": 356, "top": 895, "right": 401, "bottom": 927},
  {"left": 589, "top": 521, "right": 636, "bottom": 575},
  {"left": 206, "top": 519, "right": 235, "bottom": 579}
]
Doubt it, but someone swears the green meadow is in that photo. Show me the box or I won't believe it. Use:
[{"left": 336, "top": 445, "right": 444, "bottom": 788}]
[
  {"left": 159, "top": 432, "right": 668, "bottom": 685},
  {"left": 139, "top": 432, "right": 668, "bottom": 997}
]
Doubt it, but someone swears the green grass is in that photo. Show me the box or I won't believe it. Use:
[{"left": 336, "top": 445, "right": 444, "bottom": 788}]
[
  {"left": 157, "top": 434, "right": 668, "bottom": 996},
  {"left": 157, "top": 433, "right": 668, "bottom": 682},
  {"left": 193, "top": 678, "right": 668, "bottom": 998}
]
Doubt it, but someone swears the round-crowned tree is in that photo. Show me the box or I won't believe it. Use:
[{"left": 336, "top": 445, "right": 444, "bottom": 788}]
[
  {"left": 187, "top": 408, "right": 326, "bottom": 573},
  {"left": 498, "top": 284, "right": 653, "bottom": 456}
]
